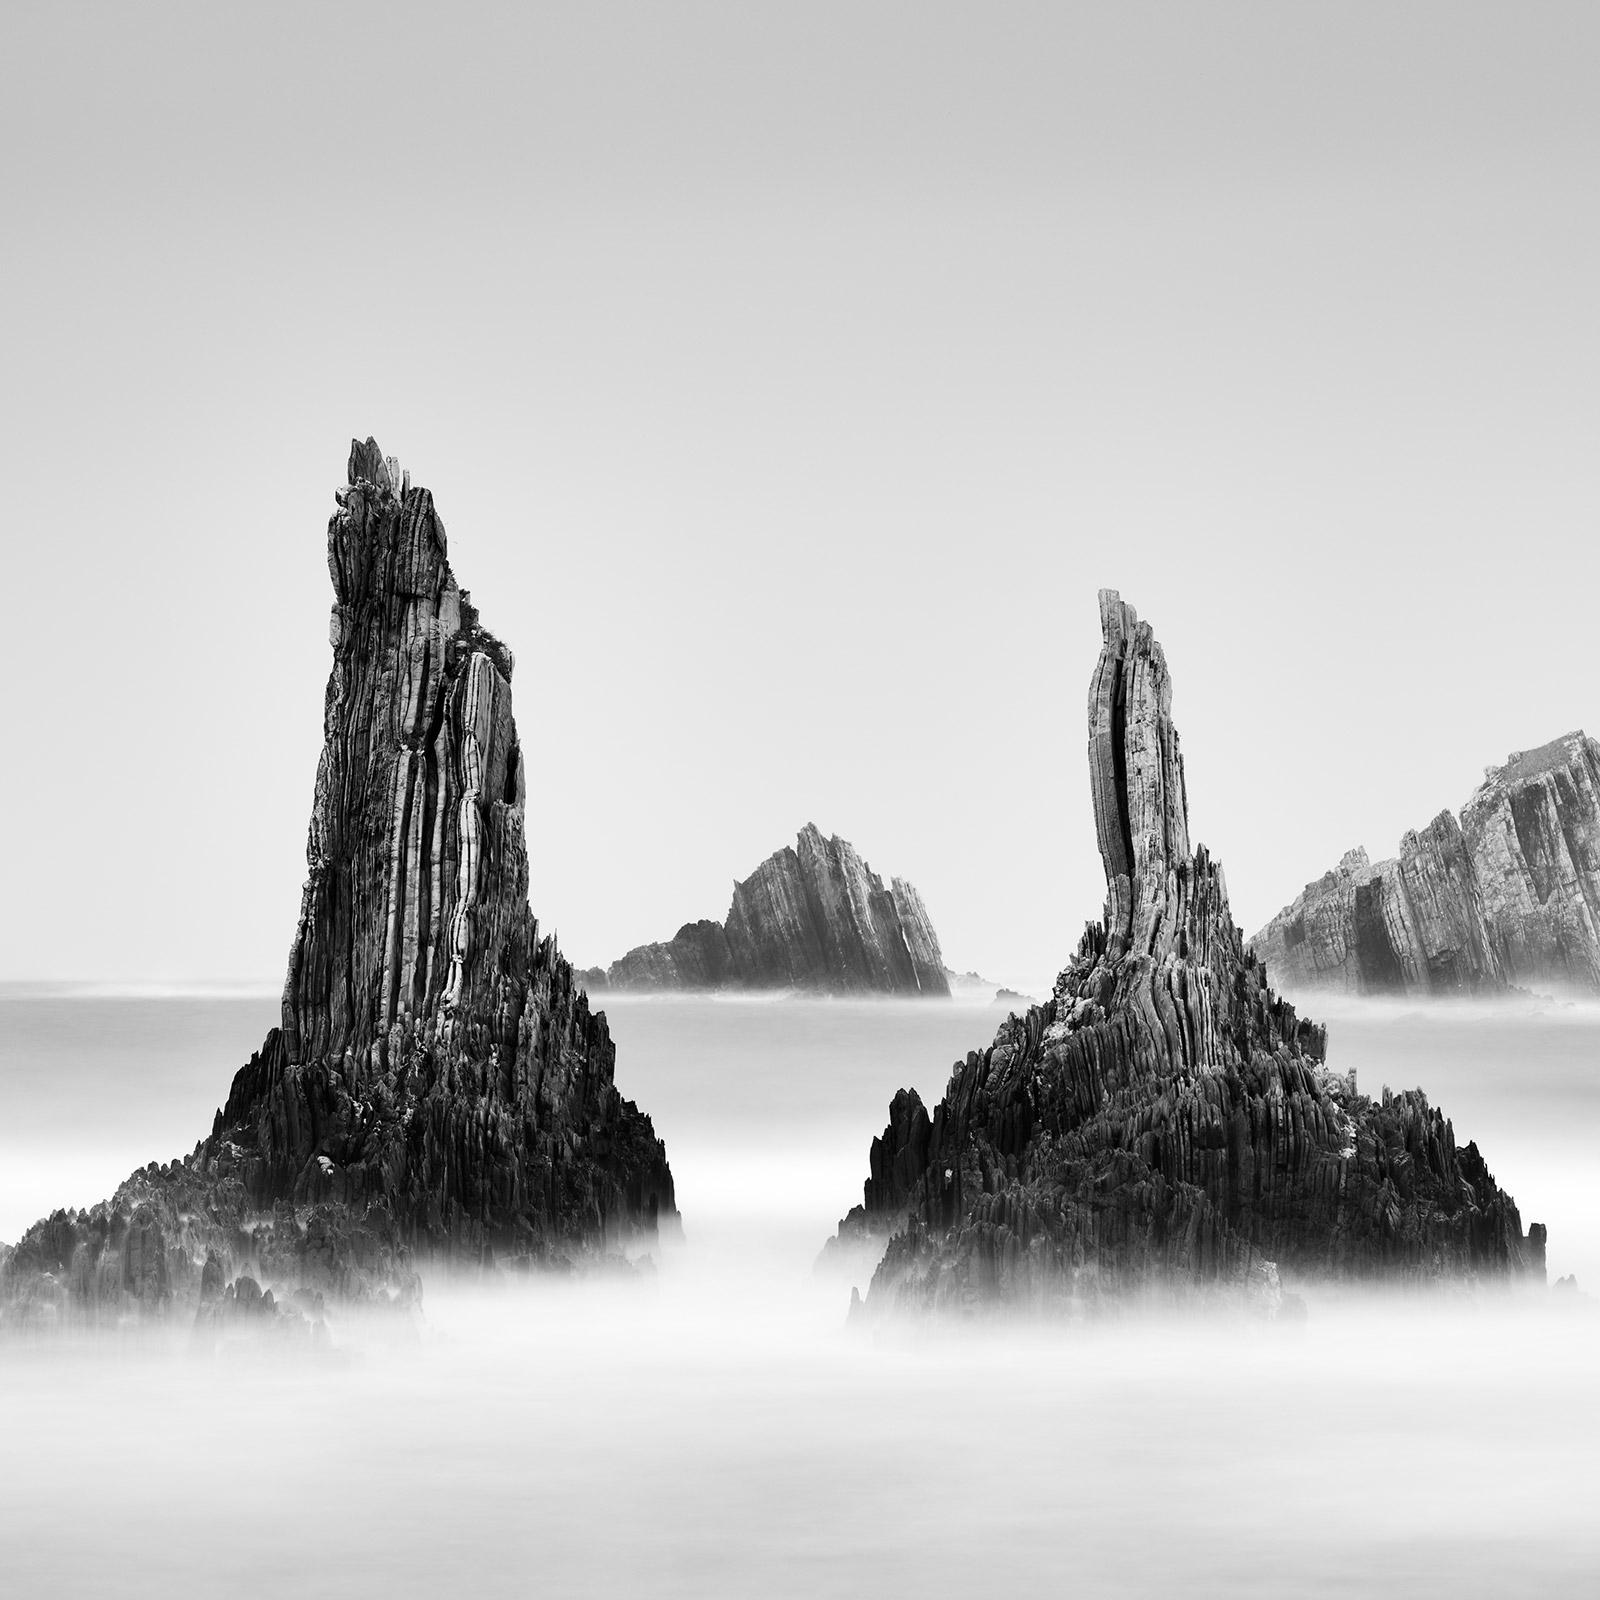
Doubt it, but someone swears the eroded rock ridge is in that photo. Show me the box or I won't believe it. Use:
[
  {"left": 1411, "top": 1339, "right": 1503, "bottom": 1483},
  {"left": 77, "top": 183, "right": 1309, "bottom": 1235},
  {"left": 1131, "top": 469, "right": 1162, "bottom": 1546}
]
[
  {"left": 1252, "top": 732, "right": 1600, "bottom": 996},
  {"left": 588, "top": 824, "right": 949, "bottom": 995},
  {"left": 1, "top": 439, "right": 676, "bottom": 1328},
  {"left": 830, "top": 591, "right": 1541, "bottom": 1313}
]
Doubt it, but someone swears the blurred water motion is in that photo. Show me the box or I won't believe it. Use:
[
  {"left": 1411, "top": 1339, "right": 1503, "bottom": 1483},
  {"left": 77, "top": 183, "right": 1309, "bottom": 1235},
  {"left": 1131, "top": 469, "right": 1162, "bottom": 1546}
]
[{"left": 1, "top": 990, "right": 1595, "bottom": 1597}]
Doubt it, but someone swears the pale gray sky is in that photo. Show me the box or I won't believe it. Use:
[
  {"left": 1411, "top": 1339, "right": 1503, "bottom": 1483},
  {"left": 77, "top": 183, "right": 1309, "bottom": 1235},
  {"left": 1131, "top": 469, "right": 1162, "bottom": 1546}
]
[{"left": 4, "top": 2, "right": 1597, "bottom": 989}]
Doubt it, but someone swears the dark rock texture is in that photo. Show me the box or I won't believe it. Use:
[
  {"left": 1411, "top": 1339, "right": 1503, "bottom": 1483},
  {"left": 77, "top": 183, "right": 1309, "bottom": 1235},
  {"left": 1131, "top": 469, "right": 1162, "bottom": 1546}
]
[
  {"left": 830, "top": 591, "right": 1542, "bottom": 1314},
  {"left": 594, "top": 824, "right": 949, "bottom": 995},
  {"left": 1, "top": 439, "right": 676, "bottom": 1329},
  {"left": 1253, "top": 732, "right": 1600, "bottom": 996}
]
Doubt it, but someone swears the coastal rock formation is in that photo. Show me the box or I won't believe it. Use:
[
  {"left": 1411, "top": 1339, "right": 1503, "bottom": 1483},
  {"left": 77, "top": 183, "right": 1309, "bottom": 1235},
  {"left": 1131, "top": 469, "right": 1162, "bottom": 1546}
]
[
  {"left": 590, "top": 824, "right": 949, "bottom": 995},
  {"left": 830, "top": 592, "right": 1542, "bottom": 1314},
  {"left": 1253, "top": 732, "right": 1600, "bottom": 996},
  {"left": 1461, "top": 735, "right": 1600, "bottom": 992},
  {"left": 1, "top": 439, "right": 676, "bottom": 1329}
]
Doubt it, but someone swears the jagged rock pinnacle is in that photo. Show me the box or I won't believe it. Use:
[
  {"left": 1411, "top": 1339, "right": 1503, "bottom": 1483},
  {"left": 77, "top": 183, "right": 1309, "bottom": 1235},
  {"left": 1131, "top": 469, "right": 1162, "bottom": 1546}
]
[
  {"left": 1, "top": 439, "right": 677, "bottom": 1328},
  {"left": 283, "top": 438, "right": 533, "bottom": 1062},
  {"left": 1089, "top": 589, "right": 1192, "bottom": 962},
  {"left": 830, "top": 590, "right": 1542, "bottom": 1312}
]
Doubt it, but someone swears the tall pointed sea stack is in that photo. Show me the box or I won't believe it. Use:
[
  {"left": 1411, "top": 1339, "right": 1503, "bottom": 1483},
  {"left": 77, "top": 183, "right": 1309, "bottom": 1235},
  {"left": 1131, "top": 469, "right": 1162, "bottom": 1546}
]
[
  {"left": 832, "top": 592, "right": 1542, "bottom": 1311},
  {"left": 2, "top": 440, "right": 676, "bottom": 1326}
]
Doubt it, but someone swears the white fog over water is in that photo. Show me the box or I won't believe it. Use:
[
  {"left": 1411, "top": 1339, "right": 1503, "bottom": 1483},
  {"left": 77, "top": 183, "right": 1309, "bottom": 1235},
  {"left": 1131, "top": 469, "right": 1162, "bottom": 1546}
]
[{"left": 2, "top": 990, "right": 1597, "bottom": 1596}]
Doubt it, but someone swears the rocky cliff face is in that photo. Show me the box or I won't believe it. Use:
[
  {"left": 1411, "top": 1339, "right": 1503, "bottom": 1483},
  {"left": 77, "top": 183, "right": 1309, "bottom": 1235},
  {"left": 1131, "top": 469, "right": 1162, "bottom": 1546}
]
[
  {"left": 594, "top": 824, "right": 950, "bottom": 995},
  {"left": 1461, "top": 734, "right": 1600, "bottom": 992},
  {"left": 830, "top": 591, "right": 1542, "bottom": 1314},
  {"left": 1253, "top": 732, "right": 1600, "bottom": 997},
  {"left": 1, "top": 439, "right": 676, "bottom": 1329}
]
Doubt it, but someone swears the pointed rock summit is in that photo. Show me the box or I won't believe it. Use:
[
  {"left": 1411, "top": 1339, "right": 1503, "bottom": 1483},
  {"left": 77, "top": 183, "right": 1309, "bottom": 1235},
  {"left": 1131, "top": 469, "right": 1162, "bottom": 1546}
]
[
  {"left": 2, "top": 439, "right": 676, "bottom": 1327},
  {"left": 831, "top": 591, "right": 1542, "bottom": 1312},
  {"left": 588, "top": 824, "right": 949, "bottom": 995}
]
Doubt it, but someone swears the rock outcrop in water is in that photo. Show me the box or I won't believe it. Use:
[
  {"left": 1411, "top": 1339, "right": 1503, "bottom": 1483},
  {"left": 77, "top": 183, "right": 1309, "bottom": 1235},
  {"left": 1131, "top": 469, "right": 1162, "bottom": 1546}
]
[
  {"left": 1252, "top": 732, "right": 1600, "bottom": 997},
  {"left": 586, "top": 825, "right": 949, "bottom": 995},
  {"left": 830, "top": 591, "right": 1543, "bottom": 1314},
  {"left": 0, "top": 439, "right": 676, "bottom": 1329}
]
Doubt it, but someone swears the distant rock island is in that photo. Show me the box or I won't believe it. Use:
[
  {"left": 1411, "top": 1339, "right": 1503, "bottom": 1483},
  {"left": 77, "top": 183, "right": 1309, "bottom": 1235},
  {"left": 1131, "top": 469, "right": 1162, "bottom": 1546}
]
[
  {"left": 581, "top": 824, "right": 950, "bottom": 996},
  {"left": 830, "top": 591, "right": 1542, "bottom": 1314},
  {"left": 1251, "top": 732, "right": 1600, "bottom": 997},
  {"left": 1, "top": 439, "right": 676, "bottom": 1329},
  {"left": 946, "top": 970, "right": 1037, "bottom": 1006}
]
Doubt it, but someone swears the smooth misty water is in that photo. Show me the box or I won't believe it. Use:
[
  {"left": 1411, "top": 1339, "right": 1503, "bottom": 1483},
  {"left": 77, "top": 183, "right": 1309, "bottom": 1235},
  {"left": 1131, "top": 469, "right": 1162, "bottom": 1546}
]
[{"left": 1, "top": 989, "right": 1597, "bottom": 1597}]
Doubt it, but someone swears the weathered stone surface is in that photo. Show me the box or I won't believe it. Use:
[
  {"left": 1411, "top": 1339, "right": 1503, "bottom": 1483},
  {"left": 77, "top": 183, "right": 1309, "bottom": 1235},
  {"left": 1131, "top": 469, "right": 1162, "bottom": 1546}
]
[
  {"left": 1461, "top": 734, "right": 1600, "bottom": 992},
  {"left": 1253, "top": 732, "right": 1600, "bottom": 997},
  {"left": 594, "top": 824, "right": 950, "bottom": 995},
  {"left": 1, "top": 439, "right": 676, "bottom": 1329},
  {"left": 829, "top": 591, "right": 1542, "bottom": 1314}
]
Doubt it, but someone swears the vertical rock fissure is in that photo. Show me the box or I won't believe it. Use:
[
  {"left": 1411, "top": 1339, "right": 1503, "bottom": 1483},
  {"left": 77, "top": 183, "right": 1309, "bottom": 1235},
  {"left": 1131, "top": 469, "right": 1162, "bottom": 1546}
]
[
  {"left": 383, "top": 754, "right": 417, "bottom": 1030},
  {"left": 1109, "top": 651, "right": 1134, "bottom": 935}
]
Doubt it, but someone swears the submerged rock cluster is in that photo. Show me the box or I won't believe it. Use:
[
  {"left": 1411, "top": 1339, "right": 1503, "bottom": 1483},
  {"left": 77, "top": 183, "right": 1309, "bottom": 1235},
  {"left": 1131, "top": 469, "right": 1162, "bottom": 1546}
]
[
  {"left": 1251, "top": 732, "right": 1600, "bottom": 997},
  {"left": 0, "top": 440, "right": 676, "bottom": 1328},
  {"left": 832, "top": 592, "right": 1543, "bottom": 1313},
  {"left": 584, "top": 824, "right": 949, "bottom": 995}
]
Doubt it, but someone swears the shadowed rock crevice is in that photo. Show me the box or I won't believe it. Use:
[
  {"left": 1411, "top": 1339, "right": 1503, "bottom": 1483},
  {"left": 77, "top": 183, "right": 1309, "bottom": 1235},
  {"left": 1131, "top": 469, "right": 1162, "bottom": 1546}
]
[
  {"left": 830, "top": 591, "right": 1541, "bottom": 1314},
  {"left": 2, "top": 439, "right": 676, "bottom": 1328}
]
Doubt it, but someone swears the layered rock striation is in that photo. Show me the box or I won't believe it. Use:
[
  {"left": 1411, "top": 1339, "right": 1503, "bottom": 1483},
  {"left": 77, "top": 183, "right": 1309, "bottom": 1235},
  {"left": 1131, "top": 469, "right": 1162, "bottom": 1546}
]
[
  {"left": 830, "top": 592, "right": 1542, "bottom": 1314},
  {"left": 588, "top": 824, "right": 949, "bottom": 995},
  {"left": 1252, "top": 732, "right": 1600, "bottom": 996},
  {"left": 1, "top": 439, "right": 676, "bottom": 1328}
]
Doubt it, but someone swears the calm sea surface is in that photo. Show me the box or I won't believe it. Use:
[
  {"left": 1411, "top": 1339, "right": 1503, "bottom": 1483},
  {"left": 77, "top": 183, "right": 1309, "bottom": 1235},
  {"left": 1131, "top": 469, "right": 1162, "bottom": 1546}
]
[{"left": 1, "top": 989, "right": 1596, "bottom": 1597}]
